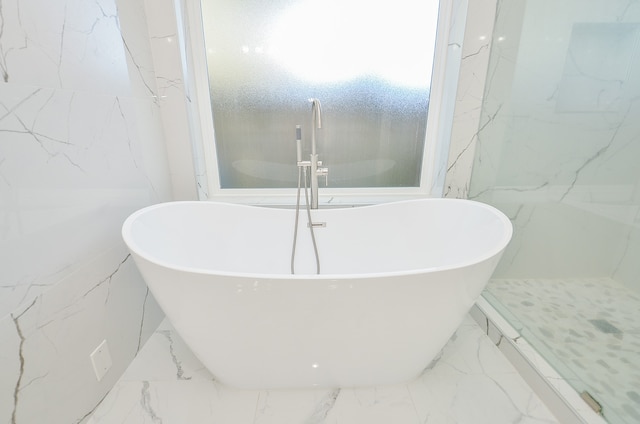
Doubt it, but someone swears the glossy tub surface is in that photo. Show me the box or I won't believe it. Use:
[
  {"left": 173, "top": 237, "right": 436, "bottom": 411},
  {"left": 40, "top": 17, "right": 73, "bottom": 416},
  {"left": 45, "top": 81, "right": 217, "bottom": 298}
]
[{"left": 122, "top": 199, "right": 512, "bottom": 389}]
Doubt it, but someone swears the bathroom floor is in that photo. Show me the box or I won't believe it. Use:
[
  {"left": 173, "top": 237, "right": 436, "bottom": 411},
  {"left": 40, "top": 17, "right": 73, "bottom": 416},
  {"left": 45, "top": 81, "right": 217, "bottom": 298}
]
[
  {"left": 486, "top": 277, "right": 640, "bottom": 424},
  {"left": 87, "top": 315, "right": 559, "bottom": 424}
]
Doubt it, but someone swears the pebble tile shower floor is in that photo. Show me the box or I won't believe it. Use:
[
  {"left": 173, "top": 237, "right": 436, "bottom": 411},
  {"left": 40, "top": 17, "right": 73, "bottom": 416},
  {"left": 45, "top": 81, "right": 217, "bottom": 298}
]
[{"left": 486, "top": 278, "right": 640, "bottom": 424}]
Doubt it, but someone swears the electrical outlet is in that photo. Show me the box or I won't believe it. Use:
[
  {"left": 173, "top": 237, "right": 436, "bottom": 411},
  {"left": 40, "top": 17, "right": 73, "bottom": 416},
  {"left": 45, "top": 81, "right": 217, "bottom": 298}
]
[{"left": 90, "top": 340, "right": 112, "bottom": 382}]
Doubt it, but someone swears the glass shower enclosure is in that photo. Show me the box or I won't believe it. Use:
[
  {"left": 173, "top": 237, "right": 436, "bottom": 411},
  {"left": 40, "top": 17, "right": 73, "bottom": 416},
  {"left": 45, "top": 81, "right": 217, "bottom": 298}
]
[{"left": 469, "top": 1, "right": 640, "bottom": 423}]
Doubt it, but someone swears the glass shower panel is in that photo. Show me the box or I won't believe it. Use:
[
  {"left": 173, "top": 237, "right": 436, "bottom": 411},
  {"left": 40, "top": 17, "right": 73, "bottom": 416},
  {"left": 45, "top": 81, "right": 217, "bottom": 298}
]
[
  {"left": 469, "top": 1, "right": 640, "bottom": 423},
  {"left": 200, "top": 0, "right": 439, "bottom": 188}
]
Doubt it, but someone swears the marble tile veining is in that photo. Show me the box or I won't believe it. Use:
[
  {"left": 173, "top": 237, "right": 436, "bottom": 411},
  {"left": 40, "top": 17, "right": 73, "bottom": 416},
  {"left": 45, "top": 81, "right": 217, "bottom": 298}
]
[
  {"left": 0, "top": 0, "right": 172, "bottom": 421},
  {"left": 87, "top": 315, "right": 560, "bottom": 424}
]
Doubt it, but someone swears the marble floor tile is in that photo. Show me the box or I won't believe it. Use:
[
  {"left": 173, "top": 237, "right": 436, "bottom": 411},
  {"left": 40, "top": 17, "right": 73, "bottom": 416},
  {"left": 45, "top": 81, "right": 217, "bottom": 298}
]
[{"left": 87, "top": 315, "right": 559, "bottom": 424}]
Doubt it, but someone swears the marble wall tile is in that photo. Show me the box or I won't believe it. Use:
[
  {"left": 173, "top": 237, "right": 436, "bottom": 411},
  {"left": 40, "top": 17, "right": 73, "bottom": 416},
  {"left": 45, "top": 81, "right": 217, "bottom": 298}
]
[
  {"left": 0, "top": 245, "right": 163, "bottom": 424},
  {"left": 490, "top": 202, "right": 627, "bottom": 278},
  {"left": 463, "top": 0, "right": 640, "bottom": 285},
  {"left": 116, "top": 0, "right": 160, "bottom": 100},
  {"left": 0, "top": 310, "right": 20, "bottom": 424},
  {"left": 0, "top": 86, "right": 169, "bottom": 317},
  {"left": 0, "top": 0, "right": 130, "bottom": 95},
  {"left": 0, "top": 0, "right": 171, "bottom": 422},
  {"left": 428, "top": 0, "right": 468, "bottom": 196},
  {"left": 443, "top": 0, "right": 499, "bottom": 199},
  {"left": 454, "top": 0, "right": 527, "bottom": 199},
  {"left": 142, "top": 0, "right": 199, "bottom": 200}
]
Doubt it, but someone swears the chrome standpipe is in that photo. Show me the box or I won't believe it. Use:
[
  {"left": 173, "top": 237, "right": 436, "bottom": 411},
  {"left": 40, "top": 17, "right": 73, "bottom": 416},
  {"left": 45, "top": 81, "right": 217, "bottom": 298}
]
[{"left": 292, "top": 124, "right": 322, "bottom": 274}]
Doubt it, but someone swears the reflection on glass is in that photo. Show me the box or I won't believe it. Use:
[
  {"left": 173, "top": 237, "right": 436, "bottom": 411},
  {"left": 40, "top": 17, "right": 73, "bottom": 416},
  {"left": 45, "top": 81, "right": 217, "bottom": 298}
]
[
  {"left": 469, "top": 2, "right": 640, "bottom": 423},
  {"left": 201, "top": 0, "right": 440, "bottom": 188}
]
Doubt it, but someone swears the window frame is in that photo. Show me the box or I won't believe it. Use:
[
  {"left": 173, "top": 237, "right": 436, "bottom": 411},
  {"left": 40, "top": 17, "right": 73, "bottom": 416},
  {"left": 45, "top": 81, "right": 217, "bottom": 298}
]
[{"left": 179, "top": 0, "right": 462, "bottom": 205}]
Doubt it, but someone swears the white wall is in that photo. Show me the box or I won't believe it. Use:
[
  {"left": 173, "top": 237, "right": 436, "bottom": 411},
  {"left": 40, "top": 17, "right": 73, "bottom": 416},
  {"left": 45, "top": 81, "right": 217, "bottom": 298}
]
[
  {"left": 144, "top": 0, "right": 200, "bottom": 200},
  {"left": 443, "top": 0, "right": 498, "bottom": 199},
  {"left": 0, "top": 0, "right": 172, "bottom": 422}
]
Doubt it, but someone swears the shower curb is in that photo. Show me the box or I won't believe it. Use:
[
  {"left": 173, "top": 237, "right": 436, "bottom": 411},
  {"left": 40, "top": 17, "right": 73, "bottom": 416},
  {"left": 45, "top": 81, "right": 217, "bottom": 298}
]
[{"left": 470, "top": 297, "right": 609, "bottom": 424}]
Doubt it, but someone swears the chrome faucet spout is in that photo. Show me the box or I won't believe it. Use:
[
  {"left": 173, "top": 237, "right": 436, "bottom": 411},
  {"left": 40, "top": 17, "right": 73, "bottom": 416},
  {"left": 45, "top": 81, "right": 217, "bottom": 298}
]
[
  {"left": 309, "top": 98, "right": 322, "bottom": 156},
  {"left": 307, "top": 98, "right": 326, "bottom": 209}
]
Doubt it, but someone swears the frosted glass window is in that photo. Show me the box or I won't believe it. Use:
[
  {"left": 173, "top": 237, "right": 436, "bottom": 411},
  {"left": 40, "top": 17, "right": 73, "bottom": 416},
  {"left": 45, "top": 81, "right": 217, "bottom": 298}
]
[{"left": 201, "top": 0, "right": 440, "bottom": 188}]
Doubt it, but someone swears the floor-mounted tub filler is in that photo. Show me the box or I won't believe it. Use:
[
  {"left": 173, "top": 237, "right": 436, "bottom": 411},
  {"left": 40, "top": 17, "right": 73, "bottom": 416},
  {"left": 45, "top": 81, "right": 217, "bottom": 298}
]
[{"left": 122, "top": 199, "right": 512, "bottom": 389}]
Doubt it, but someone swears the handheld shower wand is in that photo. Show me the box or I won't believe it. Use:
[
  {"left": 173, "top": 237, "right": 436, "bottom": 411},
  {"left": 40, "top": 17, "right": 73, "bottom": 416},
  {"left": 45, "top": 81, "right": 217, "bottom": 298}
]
[{"left": 296, "top": 125, "right": 302, "bottom": 163}]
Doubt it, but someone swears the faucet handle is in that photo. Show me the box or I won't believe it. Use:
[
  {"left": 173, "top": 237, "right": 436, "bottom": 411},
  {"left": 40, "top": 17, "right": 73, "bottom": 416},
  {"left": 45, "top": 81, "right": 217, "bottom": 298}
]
[{"left": 318, "top": 167, "right": 329, "bottom": 186}]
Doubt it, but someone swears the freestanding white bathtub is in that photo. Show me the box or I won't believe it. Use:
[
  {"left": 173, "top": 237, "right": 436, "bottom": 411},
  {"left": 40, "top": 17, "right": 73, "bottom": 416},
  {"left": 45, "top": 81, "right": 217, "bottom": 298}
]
[{"left": 122, "top": 199, "right": 512, "bottom": 389}]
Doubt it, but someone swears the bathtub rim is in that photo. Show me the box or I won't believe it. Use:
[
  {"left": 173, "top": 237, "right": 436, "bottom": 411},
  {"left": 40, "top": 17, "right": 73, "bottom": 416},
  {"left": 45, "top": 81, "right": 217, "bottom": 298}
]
[{"left": 121, "top": 198, "right": 513, "bottom": 280}]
